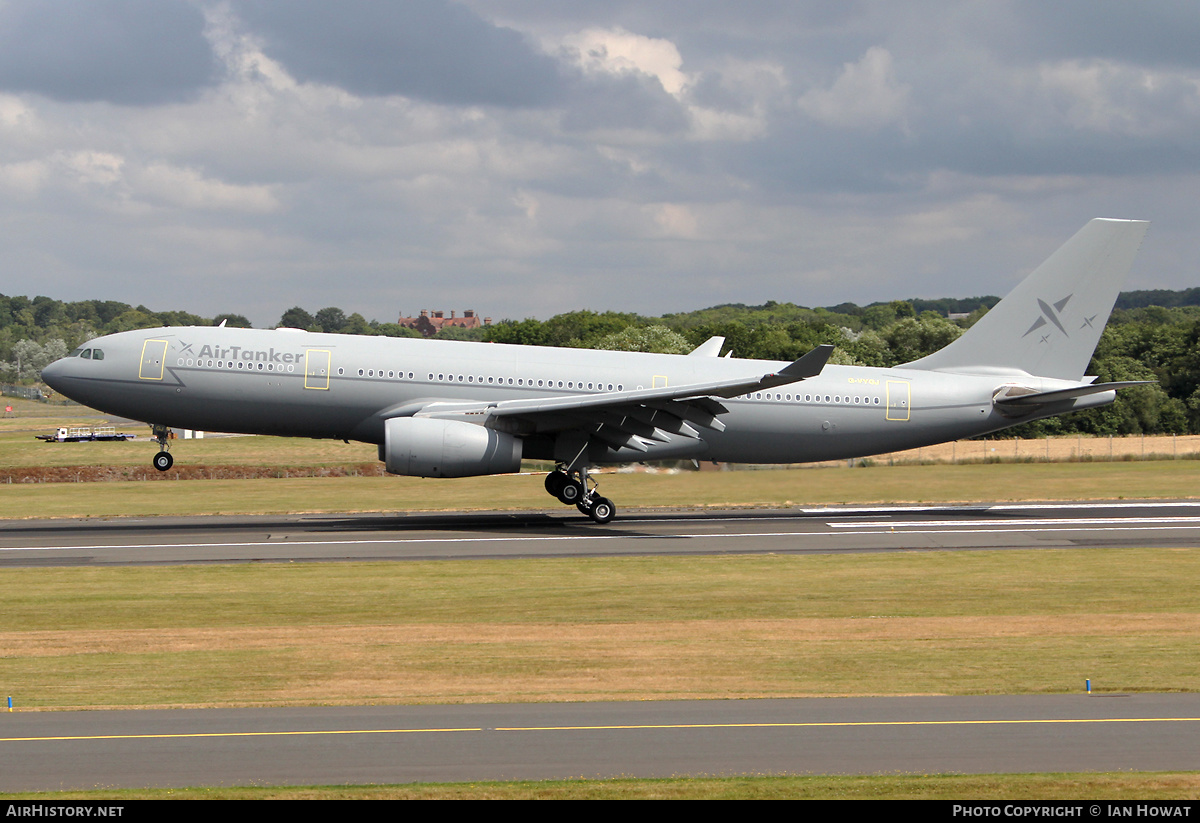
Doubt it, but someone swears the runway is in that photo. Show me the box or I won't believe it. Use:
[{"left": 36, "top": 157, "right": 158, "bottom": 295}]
[
  {"left": 3, "top": 694, "right": 1200, "bottom": 790},
  {"left": 3, "top": 502, "right": 1198, "bottom": 790},
  {"left": 3, "top": 500, "right": 1200, "bottom": 566}
]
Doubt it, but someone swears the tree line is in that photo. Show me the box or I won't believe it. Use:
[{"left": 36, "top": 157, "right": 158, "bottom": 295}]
[{"left": 4, "top": 291, "right": 1200, "bottom": 437}]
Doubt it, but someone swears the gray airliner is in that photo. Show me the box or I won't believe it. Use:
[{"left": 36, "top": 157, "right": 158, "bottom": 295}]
[{"left": 41, "top": 218, "right": 1150, "bottom": 523}]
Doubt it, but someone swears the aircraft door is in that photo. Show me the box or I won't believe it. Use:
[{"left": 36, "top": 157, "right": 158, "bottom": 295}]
[
  {"left": 304, "top": 349, "right": 331, "bottom": 390},
  {"left": 138, "top": 339, "right": 168, "bottom": 380},
  {"left": 886, "top": 380, "right": 910, "bottom": 421}
]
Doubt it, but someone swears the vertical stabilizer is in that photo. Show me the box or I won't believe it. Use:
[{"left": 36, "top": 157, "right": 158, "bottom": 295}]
[{"left": 904, "top": 218, "right": 1149, "bottom": 380}]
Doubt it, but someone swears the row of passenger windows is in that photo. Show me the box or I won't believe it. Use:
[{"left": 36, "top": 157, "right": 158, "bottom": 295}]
[
  {"left": 173, "top": 357, "right": 885, "bottom": 405},
  {"left": 179, "top": 358, "right": 292, "bottom": 372},
  {"left": 749, "top": 391, "right": 882, "bottom": 406},
  {"left": 340, "top": 368, "right": 416, "bottom": 380},
  {"left": 335, "top": 367, "right": 626, "bottom": 392}
]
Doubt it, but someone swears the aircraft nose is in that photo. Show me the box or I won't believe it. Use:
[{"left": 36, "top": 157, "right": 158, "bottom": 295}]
[{"left": 40, "top": 358, "right": 67, "bottom": 393}]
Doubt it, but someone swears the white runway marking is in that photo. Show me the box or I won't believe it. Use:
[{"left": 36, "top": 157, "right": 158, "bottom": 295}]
[{"left": 830, "top": 517, "right": 1200, "bottom": 529}]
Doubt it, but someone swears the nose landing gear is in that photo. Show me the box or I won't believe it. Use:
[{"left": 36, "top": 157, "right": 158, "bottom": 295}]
[
  {"left": 150, "top": 424, "right": 174, "bottom": 471},
  {"left": 545, "top": 465, "right": 616, "bottom": 524}
]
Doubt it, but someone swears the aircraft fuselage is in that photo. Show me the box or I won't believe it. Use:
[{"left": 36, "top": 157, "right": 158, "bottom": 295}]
[{"left": 42, "top": 325, "right": 1107, "bottom": 465}]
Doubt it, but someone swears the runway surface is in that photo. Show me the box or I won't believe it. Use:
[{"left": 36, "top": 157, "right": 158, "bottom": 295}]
[
  {"left": 3, "top": 694, "right": 1200, "bottom": 790},
  {"left": 3, "top": 502, "right": 1198, "bottom": 790},
  {"left": 3, "top": 500, "right": 1200, "bottom": 566}
]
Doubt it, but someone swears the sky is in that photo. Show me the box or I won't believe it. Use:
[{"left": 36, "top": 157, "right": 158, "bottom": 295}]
[{"left": 1, "top": 1, "right": 1198, "bottom": 328}]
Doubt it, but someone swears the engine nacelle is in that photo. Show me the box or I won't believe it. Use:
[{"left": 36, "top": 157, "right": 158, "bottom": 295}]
[{"left": 381, "top": 417, "right": 523, "bottom": 478}]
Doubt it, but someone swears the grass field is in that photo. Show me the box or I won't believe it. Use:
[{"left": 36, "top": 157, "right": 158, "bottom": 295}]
[
  {"left": 3, "top": 461, "right": 1200, "bottom": 520},
  {"left": 3, "top": 548, "right": 1198, "bottom": 708}
]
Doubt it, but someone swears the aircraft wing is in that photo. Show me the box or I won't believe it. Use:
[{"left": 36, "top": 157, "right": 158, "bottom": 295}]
[{"left": 401, "top": 344, "right": 834, "bottom": 449}]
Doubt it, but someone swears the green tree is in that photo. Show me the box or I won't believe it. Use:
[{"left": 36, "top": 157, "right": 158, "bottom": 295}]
[
  {"left": 279, "top": 307, "right": 315, "bottom": 330},
  {"left": 593, "top": 325, "right": 691, "bottom": 354},
  {"left": 314, "top": 307, "right": 347, "bottom": 333}
]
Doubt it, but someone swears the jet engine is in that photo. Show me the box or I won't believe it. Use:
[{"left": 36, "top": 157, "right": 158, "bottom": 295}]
[{"left": 381, "top": 417, "right": 522, "bottom": 478}]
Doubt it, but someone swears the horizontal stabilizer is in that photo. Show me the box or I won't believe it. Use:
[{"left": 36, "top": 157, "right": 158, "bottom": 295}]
[{"left": 994, "top": 381, "right": 1154, "bottom": 407}]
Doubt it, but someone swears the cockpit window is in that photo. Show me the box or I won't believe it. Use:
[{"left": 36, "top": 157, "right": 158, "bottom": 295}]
[
  {"left": 80, "top": 349, "right": 92, "bottom": 360},
  {"left": 92, "top": 349, "right": 104, "bottom": 360},
  {"left": 68, "top": 348, "right": 84, "bottom": 357}
]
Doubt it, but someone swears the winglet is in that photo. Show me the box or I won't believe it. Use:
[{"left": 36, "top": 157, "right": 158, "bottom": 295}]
[
  {"left": 752, "top": 344, "right": 835, "bottom": 390},
  {"left": 778, "top": 344, "right": 835, "bottom": 379}
]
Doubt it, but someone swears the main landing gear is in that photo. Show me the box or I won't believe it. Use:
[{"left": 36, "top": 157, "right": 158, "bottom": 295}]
[
  {"left": 150, "top": 424, "right": 173, "bottom": 472},
  {"left": 544, "top": 465, "right": 616, "bottom": 524}
]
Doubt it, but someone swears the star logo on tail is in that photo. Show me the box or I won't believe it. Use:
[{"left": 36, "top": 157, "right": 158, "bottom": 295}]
[{"left": 1023, "top": 294, "right": 1072, "bottom": 340}]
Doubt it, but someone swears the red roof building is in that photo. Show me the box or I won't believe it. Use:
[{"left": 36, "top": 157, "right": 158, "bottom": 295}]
[{"left": 397, "top": 310, "right": 491, "bottom": 337}]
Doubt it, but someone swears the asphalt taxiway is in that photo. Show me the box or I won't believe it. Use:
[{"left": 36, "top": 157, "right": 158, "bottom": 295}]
[{"left": 3, "top": 694, "right": 1200, "bottom": 790}]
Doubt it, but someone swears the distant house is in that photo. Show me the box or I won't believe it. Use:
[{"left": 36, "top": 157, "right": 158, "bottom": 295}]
[{"left": 397, "top": 310, "right": 491, "bottom": 337}]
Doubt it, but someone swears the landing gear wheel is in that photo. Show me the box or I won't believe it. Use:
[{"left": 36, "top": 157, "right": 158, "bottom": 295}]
[
  {"left": 153, "top": 451, "right": 174, "bottom": 472},
  {"left": 557, "top": 479, "right": 584, "bottom": 504},
  {"left": 588, "top": 497, "right": 615, "bottom": 524},
  {"left": 544, "top": 471, "right": 567, "bottom": 498}
]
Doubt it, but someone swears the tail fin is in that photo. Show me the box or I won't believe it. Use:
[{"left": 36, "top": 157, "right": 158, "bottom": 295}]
[{"left": 904, "top": 218, "right": 1149, "bottom": 380}]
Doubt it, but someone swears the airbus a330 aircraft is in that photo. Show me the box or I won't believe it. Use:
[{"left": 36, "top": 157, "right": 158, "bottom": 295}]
[{"left": 41, "top": 218, "right": 1150, "bottom": 523}]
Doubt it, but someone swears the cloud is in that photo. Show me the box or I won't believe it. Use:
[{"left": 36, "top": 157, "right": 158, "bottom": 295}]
[
  {"left": 1, "top": 3, "right": 1199, "bottom": 326},
  {"left": 0, "top": 0, "right": 217, "bottom": 105},
  {"left": 1033, "top": 59, "right": 1200, "bottom": 138},
  {"left": 797, "top": 47, "right": 911, "bottom": 130},
  {"left": 132, "top": 164, "right": 280, "bottom": 213},
  {"left": 233, "top": 0, "right": 565, "bottom": 107},
  {"left": 559, "top": 27, "right": 689, "bottom": 96}
]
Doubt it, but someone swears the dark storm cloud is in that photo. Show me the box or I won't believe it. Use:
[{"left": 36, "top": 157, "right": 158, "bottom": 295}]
[
  {"left": 0, "top": 0, "right": 216, "bottom": 105},
  {"left": 235, "top": 0, "right": 567, "bottom": 107}
]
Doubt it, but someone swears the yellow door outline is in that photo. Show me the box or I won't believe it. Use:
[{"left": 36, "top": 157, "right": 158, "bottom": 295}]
[
  {"left": 653, "top": 375, "right": 669, "bottom": 388},
  {"left": 304, "top": 349, "right": 331, "bottom": 390},
  {"left": 139, "top": 339, "right": 168, "bottom": 380},
  {"left": 886, "top": 380, "right": 910, "bottom": 421}
]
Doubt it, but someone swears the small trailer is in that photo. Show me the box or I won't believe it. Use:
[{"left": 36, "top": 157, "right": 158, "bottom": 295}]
[{"left": 36, "top": 426, "right": 134, "bottom": 443}]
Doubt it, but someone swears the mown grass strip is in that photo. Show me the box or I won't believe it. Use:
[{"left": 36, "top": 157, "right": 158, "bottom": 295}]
[
  {"left": 4, "top": 772, "right": 1199, "bottom": 799},
  {"left": 4, "top": 461, "right": 1200, "bottom": 519},
  {"left": 3, "top": 549, "right": 1198, "bottom": 708}
]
